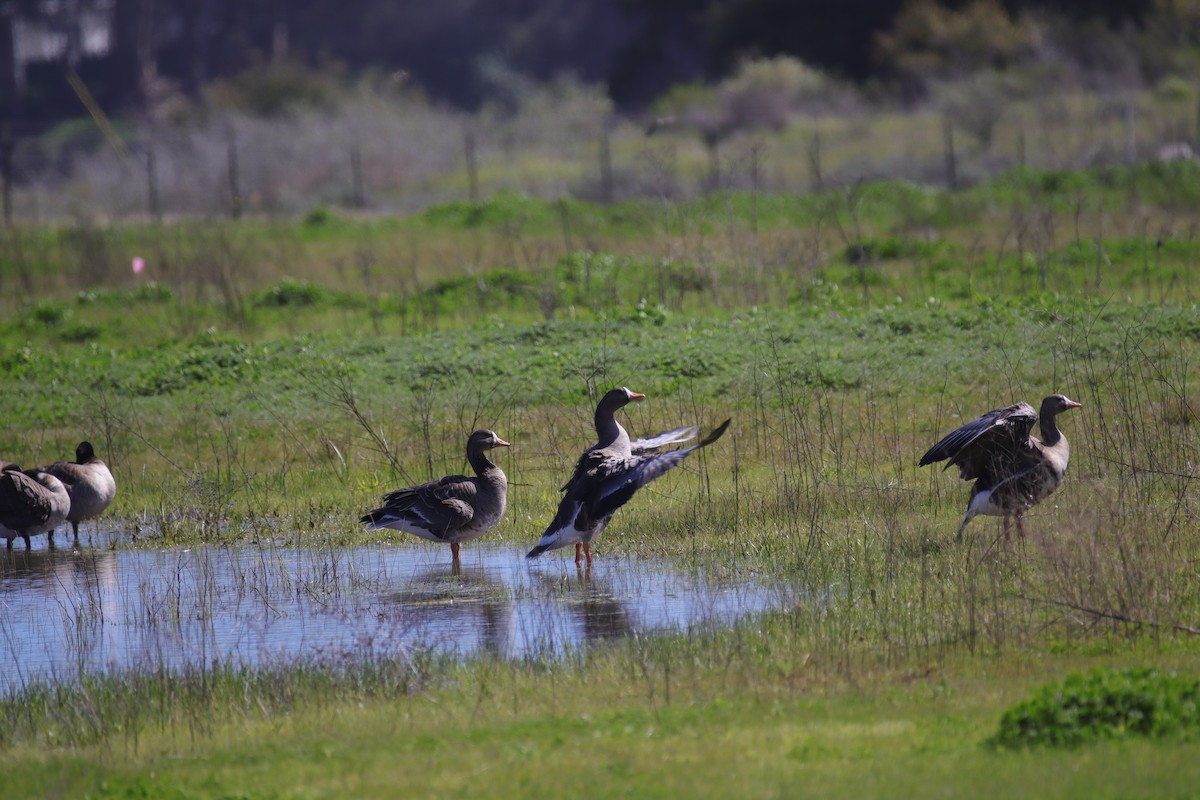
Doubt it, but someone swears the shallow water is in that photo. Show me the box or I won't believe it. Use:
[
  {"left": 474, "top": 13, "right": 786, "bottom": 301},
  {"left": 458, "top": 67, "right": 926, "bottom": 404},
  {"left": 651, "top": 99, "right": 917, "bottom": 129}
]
[{"left": 0, "top": 531, "right": 780, "bottom": 696}]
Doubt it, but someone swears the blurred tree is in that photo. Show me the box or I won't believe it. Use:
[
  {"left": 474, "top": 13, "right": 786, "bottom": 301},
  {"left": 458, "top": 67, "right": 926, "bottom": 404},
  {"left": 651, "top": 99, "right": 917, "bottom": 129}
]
[
  {"left": 876, "top": 0, "right": 1035, "bottom": 94},
  {"left": 0, "top": 4, "right": 17, "bottom": 118},
  {"left": 1, "top": 0, "right": 1171, "bottom": 122},
  {"left": 1139, "top": 0, "right": 1200, "bottom": 79},
  {"left": 110, "top": 0, "right": 154, "bottom": 109}
]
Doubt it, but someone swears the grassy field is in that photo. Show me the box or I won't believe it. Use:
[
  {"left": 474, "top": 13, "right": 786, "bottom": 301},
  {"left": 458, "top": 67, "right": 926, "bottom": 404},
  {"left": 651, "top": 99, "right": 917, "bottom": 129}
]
[
  {"left": 3, "top": 635, "right": 1200, "bottom": 798},
  {"left": 0, "top": 164, "right": 1199, "bottom": 796}
]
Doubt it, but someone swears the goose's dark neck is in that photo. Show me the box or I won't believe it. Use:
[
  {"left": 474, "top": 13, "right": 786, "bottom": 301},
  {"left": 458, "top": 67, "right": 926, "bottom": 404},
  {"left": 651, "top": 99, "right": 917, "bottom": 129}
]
[
  {"left": 467, "top": 447, "right": 499, "bottom": 476},
  {"left": 594, "top": 403, "right": 627, "bottom": 447},
  {"left": 1039, "top": 414, "right": 1064, "bottom": 447}
]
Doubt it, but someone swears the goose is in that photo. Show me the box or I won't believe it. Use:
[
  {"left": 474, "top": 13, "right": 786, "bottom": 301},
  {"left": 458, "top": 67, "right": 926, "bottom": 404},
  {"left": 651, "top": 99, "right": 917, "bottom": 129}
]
[
  {"left": 361, "top": 429, "right": 510, "bottom": 564},
  {"left": 919, "top": 394, "right": 1082, "bottom": 541},
  {"left": 527, "top": 387, "right": 731, "bottom": 567},
  {"left": 0, "top": 466, "right": 71, "bottom": 550},
  {"left": 40, "top": 441, "right": 117, "bottom": 546}
]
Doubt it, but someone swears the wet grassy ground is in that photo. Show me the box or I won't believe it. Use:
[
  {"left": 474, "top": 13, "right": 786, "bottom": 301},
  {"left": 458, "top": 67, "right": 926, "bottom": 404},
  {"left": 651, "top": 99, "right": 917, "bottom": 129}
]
[
  {"left": 5, "top": 639, "right": 1200, "bottom": 799},
  {"left": 1, "top": 166, "right": 1199, "bottom": 796}
]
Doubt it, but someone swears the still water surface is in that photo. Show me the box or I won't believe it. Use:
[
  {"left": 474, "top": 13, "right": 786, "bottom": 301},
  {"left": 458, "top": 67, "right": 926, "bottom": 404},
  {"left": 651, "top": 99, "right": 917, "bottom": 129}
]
[{"left": 0, "top": 531, "right": 780, "bottom": 696}]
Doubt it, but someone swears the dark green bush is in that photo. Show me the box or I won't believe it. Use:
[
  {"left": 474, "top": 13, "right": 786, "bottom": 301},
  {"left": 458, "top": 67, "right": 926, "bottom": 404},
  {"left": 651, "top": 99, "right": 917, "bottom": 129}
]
[
  {"left": 28, "top": 300, "right": 68, "bottom": 326},
  {"left": 421, "top": 191, "right": 555, "bottom": 229},
  {"left": 303, "top": 205, "right": 337, "bottom": 228},
  {"left": 254, "top": 278, "right": 331, "bottom": 308},
  {"left": 991, "top": 668, "right": 1200, "bottom": 749}
]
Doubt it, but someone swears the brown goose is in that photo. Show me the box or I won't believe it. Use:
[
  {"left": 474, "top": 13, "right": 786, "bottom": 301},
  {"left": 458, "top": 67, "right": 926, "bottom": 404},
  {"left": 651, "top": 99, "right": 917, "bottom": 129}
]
[
  {"left": 0, "top": 466, "right": 71, "bottom": 550},
  {"left": 919, "top": 394, "right": 1082, "bottom": 541},
  {"left": 527, "top": 387, "right": 731, "bottom": 568},
  {"left": 361, "top": 430, "right": 509, "bottom": 564},
  {"left": 40, "top": 441, "right": 117, "bottom": 546}
]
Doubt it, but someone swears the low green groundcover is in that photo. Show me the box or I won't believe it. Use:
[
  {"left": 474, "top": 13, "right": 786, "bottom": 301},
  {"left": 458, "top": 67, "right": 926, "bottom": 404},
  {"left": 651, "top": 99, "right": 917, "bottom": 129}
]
[{"left": 992, "top": 667, "right": 1200, "bottom": 748}]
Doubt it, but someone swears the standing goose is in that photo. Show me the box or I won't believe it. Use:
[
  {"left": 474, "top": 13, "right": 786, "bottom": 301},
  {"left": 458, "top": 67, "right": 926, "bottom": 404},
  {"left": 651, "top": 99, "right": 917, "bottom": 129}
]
[
  {"left": 0, "top": 466, "right": 71, "bottom": 550},
  {"left": 40, "top": 441, "right": 117, "bottom": 546},
  {"left": 919, "top": 394, "right": 1082, "bottom": 541},
  {"left": 527, "top": 387, "right": 731, "bottom": 568},
  {"left": 361, "top": 430, "right": 510, "bottom": 565}
]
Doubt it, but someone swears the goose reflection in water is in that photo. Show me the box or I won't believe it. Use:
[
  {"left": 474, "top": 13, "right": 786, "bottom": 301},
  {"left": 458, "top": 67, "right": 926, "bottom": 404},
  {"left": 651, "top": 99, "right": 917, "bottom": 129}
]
[
  {"left": 536, "top": 571, "right": 634, "bottom": 644},
  {"left": 0, "top": 545, "right": 116, "bottom": 593},
  {"left": 380, "top": 565, "right": 515, "bottom": 657}
]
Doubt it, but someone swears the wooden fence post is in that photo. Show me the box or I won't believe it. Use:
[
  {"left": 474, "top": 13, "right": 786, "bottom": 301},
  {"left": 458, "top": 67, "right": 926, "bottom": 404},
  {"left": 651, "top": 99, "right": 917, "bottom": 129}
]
[
  {"left": 943, "top": 117, "right": 958, "bottom": 190},
  {"left": 1123, "top": 104, "right": 1137, "bottom": 167},
  {"left": 350, "top": 143, "right": 365, "bottom": 209},
  {"left": 599, "top": 127, "right": 613, "bottom": 204},
  {"left": 464, "top": 129, "right": 479, "bottom": 204},
  {"left": 226, "top": 123, "right": 242, "bottom": 219},
  {"left": 1, "top": 123, "right": 12, "bottom": 226},
  {"left": 807, "top": 123, "right": 823, "bottom": 192},
  {"left": 146, "top": 146, "right": 161, "bottom": 221}
]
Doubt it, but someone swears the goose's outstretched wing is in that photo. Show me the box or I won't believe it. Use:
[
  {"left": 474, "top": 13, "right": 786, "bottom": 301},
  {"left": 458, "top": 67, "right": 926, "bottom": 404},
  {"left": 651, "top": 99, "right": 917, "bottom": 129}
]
[
  {"left": 630, "top": 425, "right": 698, "bottom": 454},
  {"left": 919, "top": 403, "right": 1038, "bottom": 483},
  {"left": 528, "top": 419, "right": 730, "bottom": 558}
]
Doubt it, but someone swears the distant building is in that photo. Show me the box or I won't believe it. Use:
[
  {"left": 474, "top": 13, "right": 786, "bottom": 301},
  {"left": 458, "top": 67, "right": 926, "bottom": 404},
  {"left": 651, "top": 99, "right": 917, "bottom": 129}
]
[{"left": 11, "top": 2, "right": 113, "bottom": 89}]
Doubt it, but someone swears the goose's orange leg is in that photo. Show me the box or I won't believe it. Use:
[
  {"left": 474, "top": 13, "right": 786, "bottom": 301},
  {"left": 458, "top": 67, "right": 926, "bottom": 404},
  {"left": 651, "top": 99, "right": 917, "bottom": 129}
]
[{"left": 574, "top": 542, "right": 583, "bottom": 566}]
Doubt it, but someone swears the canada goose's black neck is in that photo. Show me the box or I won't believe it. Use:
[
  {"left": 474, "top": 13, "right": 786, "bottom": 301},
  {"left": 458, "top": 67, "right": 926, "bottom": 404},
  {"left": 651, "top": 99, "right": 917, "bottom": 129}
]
[
  {"left": 595, "top": 404, "right": 625, "bottom": 447},
  {"left": 1039, "top": 402, "right": 1066, "bottom": 448},
  {"left": 590, "top": 393, "right": 628, "bottom": 448},
  {"left": 467, "top": 445, "right": 500, "bottom": 477}
]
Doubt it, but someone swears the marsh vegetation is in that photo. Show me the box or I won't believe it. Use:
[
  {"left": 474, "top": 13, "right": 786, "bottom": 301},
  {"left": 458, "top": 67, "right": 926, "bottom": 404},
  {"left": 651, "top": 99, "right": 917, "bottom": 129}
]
[{"left": 0, "top": 164, "right": 1198, "bottom": 797}]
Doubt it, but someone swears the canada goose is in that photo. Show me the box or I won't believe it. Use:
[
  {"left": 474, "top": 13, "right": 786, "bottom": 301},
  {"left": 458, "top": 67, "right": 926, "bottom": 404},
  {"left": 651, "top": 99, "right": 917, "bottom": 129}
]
[
  {"left": 0, "top": 467, "right": 71, "bottom": 550},
  {"left": 361, "top": 430, "right": 509, "bottom": 564},
  {"left": 40, "top": 441, "right": 117, "bottom": 546},
  {"left": 919, "top": 394, "right": 1082, "bottom": 541},
  {"left": 527, "top": 387, "right": 730, "bottom": 567}
]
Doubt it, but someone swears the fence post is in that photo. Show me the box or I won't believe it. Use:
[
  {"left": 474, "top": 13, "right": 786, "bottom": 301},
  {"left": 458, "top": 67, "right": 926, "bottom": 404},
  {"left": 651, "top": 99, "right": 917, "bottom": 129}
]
[
  {"left": 599, "top": 127, "right": 613, "bottom": 204},
  {"left": 943, "top": 116, "right": 958, "bottom": 190},
  {"left": 464, "top": 129, "right": 479, "bottom": 204},
  {"left": 749, "top": 140, "right": 761, "bottom": 233},
  {"left": 1, "top": 123, "right": 12, "bottom": 226},
  {"left": 1123, "top": 104, "right": 1136, "bottom": 167},
  {"left": 350, "top": 143, "right": 365, "bottom": 209},
  {"left": 226, "top": 123, "right": 242, "bottom": 219},
  {"left": 807, "top": 122, "right": 823, "bottom": 192},
  {"left": 1195, "top": 94, "right": 1200, "bottom": 155},
  {"left": 146, "top": 146, "right": 161, "bottom": 221}
]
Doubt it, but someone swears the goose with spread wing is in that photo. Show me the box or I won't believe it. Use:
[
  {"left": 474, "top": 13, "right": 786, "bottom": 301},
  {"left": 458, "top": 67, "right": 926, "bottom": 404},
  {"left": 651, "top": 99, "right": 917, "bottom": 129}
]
[
  {"left": 361, "top": 430, "right": 509, "bottom": 565},
  {"left": 0, "top": 465, "right": 71, "bottom": 550},
  {"left": 527, "top": 387, "right": 730, "bottom": 567},
  {"left": 919, "top": 394, "right": 1082, "bottom": 541}
]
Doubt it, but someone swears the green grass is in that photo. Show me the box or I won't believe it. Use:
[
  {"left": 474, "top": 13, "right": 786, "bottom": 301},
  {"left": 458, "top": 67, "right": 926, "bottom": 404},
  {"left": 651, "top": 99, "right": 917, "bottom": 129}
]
[
  {"left": 3, "top": 635, "right": 1200, "bottom": 799},
  {"left": 2, "top": 163, "right": 1200, "bottom": 796}
]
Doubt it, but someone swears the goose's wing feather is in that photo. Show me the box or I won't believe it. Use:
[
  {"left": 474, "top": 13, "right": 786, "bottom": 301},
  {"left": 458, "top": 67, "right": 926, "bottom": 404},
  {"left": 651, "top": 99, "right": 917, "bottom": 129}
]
[
  {"left": 41, "top": 460, "right": 86, "bottom": 486},
  {"left": 919, "top": 403, "right": 1038, "bottom": 480},
  {"left": 530, "top": 420, "right": 730, "bottom": 557},
  {"left": 0, "top": 471, "right": 52, "bottom": 530},
  {"left": 363, "top": 474, "right": 477, "bottom": 535},
  {"left": 577, "top": 418, "right": 731, "bottom": 521},
  {"left": 630, "top": 425, "right": 698, "bottom": 454}
]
